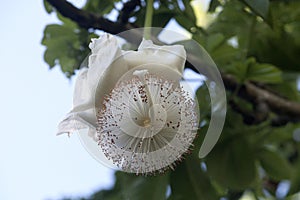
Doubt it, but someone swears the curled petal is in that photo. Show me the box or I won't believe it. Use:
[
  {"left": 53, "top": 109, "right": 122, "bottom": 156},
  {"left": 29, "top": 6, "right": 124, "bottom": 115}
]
[
  {"left": 57, "top": 113, "right": 97, "bottom": 140},
  {"left": 123, "top": 39, "right": 186, "bottom": 75},
  {"left": 57, "top": 69, "right": 97, "bottom": 136}
]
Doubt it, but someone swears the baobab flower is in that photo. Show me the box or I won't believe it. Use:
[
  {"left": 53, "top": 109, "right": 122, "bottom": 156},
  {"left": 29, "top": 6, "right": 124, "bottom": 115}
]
[{"left": 57, "top": 33, "right": 199, "bottom": 174}]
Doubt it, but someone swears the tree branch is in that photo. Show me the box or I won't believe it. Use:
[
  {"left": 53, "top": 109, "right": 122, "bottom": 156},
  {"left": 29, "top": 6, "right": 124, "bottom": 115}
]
[
  {"left": 46, "top": 0, "right": 135, "bottom": 34},
  {"left": 229, "top": 99, "right": 269, "bottom": 125},
  {"left": 246, "top": 82, "right": 300, "bottom": 116},
  {"left": 222, "top": 74, "right": 300, "bottom": 119},
  {"left": 117, "top": 0, "right": 141, "bottom": 23}
]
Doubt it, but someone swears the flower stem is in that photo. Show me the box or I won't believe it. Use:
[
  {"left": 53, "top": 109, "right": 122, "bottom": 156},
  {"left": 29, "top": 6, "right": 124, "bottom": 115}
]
[{"left": 143, "top": 0, "right": 154, "bottom": 39}]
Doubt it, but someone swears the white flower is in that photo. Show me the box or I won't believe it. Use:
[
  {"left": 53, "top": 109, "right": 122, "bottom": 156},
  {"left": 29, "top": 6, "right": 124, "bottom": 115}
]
[{"left": 57, "top": 33, "right": 198, "bottom": 174}]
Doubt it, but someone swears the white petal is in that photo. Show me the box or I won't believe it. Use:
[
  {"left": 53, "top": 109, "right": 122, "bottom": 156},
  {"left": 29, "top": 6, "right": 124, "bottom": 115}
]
[
  {"left": 123, "top": 39, "right": 186, "bottom": 74},
  {"left": 57, "top": 112, "right": 96, "bottom": 137},
  {"left": 57, "top": 34, "right": 128, "bottom": 136},
  {"left": 57, "top": 69, "right": 98, "bottom": 136},
  {"left": 72, "top": 69, "right": 92, "bottom": 112},
  {"left": 88, "top": 33, "right": 129, "bottom": 108}
]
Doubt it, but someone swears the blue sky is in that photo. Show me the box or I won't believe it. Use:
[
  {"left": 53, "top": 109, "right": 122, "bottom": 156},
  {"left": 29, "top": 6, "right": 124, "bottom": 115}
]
[{"left": 0, "top": 1, "right": 114, "bottom": 199}]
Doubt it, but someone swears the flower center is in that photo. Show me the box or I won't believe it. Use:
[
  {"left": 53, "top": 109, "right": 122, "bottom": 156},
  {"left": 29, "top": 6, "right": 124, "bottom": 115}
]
[
  {"left": 142, "top": 118, "right": 151, "bottom": 127},
  {"left": 97, "top": 70, "right": 198, "bottom": 174}
]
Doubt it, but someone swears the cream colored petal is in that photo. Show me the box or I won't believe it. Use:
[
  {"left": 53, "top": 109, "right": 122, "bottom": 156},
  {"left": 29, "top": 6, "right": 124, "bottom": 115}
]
[{"left": 123, "top": 39, "right": 186, "bottom": 74}]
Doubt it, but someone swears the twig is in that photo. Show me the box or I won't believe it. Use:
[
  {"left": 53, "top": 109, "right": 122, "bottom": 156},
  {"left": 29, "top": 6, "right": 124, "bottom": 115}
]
[
  {"left": 117, "top": 0, "right": 141, "bottom": 23},
  {"left": 222, "top": 74, "right": 300, "bottom": 119},
  {"left": 46, "top": 0, "right": 138, "bottom": 42}
]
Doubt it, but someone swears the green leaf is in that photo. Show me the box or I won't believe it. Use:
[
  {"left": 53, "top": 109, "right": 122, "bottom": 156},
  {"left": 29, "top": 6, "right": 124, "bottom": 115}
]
[
  {"left": 225, "top": 58, "right": 282, "bottom": 83},
  {"left": 153, "top": 13, "right": 174, "bottom": 28},
  {"left": 91, "top": 182, "right": 122, "bottom": 200},
  {"left": 56, "top": 13, "right": 78, "bottom": 28},
  {"left": 172, "top": 0, "right": 198, "bottom": 30},
  {"left": 152, "top": 7, "right": 176, "bottom": 33},
  {"left": 286, "top": 193, "right": 300, "bottom": 200},
  {"left": 121, "top": 173, "right": 169, "bottom": 200},
  {"left": 196, "top": 84, "right": 211, "bottom": 120},
  {"left": 247, "top": 1, "right": 300, "bottom": 72},
  {"left": 258, "top": 148, "right": 292, "bottom": 181},
  {"left": 42, "top": 23, "right": 92, "bottom": 77},
  {"left": 203, "top": 33, "right": 242, "bottom": 69},
  {"left": 42, "top": 24, "right": 78, "bottom": 75},
  {"left": 205, "top": 33, "right": 225, "bottom": 52},
  {"left": 44, "top": 49, "right": 56, "bottom": 68},
  {"left": 241, "top": 0, "right": 270, "bottom": 20},
  {"left": 247, "top": 63, "right": 282, "bottom": 83},
  {"left": 182, "top": 1, "right": 196, "bottom": 22},
  {"left": 206, "top": 136, "right": 257, "bottom": 190},
  {"left": 60, "top": 56, "right": 77, "bottom": 77},
  {"left": 208, "top": 0, "right": 221, "bottom": 12},
  {"left": 289, "top": 171, "right": 300, "bottom": 195},
  {"left": 174, "top": 39, "right": 217, "bottom": 72},
  {"left": 92, "top": 171, "right": 169, "bottom": 200},
  {"left": 225, "top": 61, "right": 248, "bottom": 83},
  {"left": 43, "top": 0, "right": 53, "bottom": 13},
  {"left": 269, "top": 80, "right": 300, "bottom": 101},
  {"left": 135, "top": 5, "right": 175, "bottom": 32},
  {"left": 170, "top": 157, "right": 218, "bottom": 200},
  {"left": 210, "top": 44, "right": 240, "bottom": 68},
  {"left": 265, "top": 123, "right": 297, "bottom": 144},
  {"left": 84, "top": 0, "right": 115, "bottom": 15},
  {"left": 207, "top": 1, "right": 252, "bottom": 38},
  {"left": 175, "top": 15, "right": 196, "bottom": 31},
  {"left": 286, "top": 21, "right": 300, "bottom": 46},
  {"left": 289, "top": 144, "right": 300, "bottom": 195}
]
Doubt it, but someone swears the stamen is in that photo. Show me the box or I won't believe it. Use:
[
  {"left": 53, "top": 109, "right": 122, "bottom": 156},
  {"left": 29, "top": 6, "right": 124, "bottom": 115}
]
[
  {"left": 96, "top": 71, "right": 198, "bottom": 175},
  {"left": 133, "top": 70, "right": 153, "bottom": 107}
]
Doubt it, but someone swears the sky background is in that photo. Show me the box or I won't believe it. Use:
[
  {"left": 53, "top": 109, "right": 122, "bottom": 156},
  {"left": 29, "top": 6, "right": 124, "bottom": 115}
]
[
  {"left": 0, "top": 1, "right": 114, "bottom": 199},
  {"left": 0, "top": 1, "right": 208, "bottom": 200}
]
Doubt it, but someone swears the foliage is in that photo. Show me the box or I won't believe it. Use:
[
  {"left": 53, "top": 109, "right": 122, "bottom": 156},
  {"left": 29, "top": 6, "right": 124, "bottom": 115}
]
[{"left": 42, "top": 0, "right": 300, "bottom": 199}]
